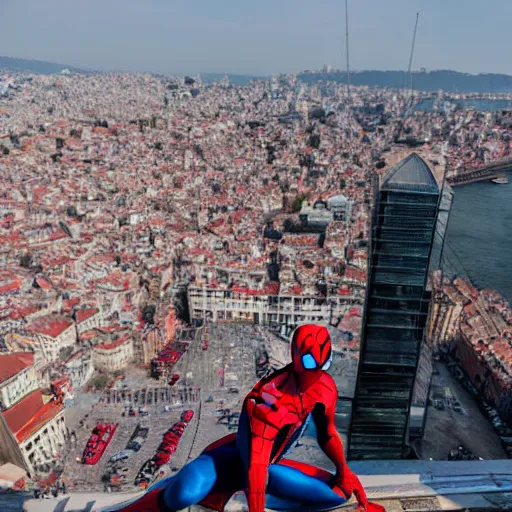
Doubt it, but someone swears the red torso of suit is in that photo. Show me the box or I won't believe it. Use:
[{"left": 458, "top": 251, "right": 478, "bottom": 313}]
[{"left": 244, "top": 364, "right": 337, "bottom": 464}]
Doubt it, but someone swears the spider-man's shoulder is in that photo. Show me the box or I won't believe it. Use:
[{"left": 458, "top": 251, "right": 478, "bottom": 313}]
[{"left": 312, "top": 372, "right": 338, "bottom": 398}]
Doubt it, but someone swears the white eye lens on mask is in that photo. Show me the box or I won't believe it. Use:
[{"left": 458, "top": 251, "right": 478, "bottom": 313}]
[{"left": 321, "top": 354, "right": 332, "bottom": 371}]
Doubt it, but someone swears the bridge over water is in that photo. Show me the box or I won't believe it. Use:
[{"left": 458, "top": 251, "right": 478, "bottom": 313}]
[{"left": 447, "top": 158, "right": 512, "bottom": 186}]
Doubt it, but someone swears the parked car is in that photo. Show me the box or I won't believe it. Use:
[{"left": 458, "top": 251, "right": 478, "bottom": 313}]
[
  {"left": 82, "top": 423, "right": 118, "bottom": 465},
  {"left": 126, "top": 437, "right": 145, "bottom": 452},
  {"left": 169, "top": 374, "right": 180, "bottom": 386},
  {"left": 434, "top": 400, "right": 445, "bottom": 411},
  {"left": 109, "top": 450, "right": 134, "bottom": 463},
  {"left": 182, "top": 410, "right": 194, "bottom": 423}
]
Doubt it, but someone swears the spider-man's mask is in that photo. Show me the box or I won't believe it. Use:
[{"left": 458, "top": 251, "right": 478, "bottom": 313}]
[{"left": 291, "top": 324, "right": 332, "bottom": 379}]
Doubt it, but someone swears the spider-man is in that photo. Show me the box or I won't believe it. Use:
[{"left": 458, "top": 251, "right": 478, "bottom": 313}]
[{"left": 106, "top": 324, "right": 384, "bottom": 512}]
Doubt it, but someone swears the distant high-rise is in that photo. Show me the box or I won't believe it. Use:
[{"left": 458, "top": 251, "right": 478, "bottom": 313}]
[{"left": 348, "top": 153, "right": 452, "bottom": 460}]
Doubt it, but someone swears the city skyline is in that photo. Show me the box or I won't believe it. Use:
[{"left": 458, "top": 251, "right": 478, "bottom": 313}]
[{"left": 0, "top": 0, "right": 511, "bottom": 76}]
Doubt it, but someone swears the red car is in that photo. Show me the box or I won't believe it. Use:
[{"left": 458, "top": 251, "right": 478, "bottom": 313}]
[
  {"left": 82, "top": 423, "right": 118, "bottom": 465},
  {"left": 160, "top": 445, "right": 177, "bottom": 455},
  {"left": 182, "top": 410, "right": 194, "bottom": 423},
  {"left": 161, "top": 437, "right": 180, "bottom": 448},
  {"left": 165, "top": 426, "right": 185, "bottom": 437},
  {"left": 158, "top": 445, "right": 176, "bottom": 455},
  {"left": 169, "top": 374, "right": 180, "bottom": 386},
  {"left": 153, "top": 452, "right": 171, "bottom": 466}
]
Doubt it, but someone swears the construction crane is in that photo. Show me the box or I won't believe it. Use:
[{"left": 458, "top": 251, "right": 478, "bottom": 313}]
[
  {"left": 345, "top": 0, "right": 351, "bottom": 98},
  {"left": 406, "top": 12, "right": 420, "bottom": 96}
]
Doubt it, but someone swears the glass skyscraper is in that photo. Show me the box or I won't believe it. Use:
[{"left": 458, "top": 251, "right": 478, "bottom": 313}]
[{"left": 348, "top": 153, "right": 452, "bottom": 460}]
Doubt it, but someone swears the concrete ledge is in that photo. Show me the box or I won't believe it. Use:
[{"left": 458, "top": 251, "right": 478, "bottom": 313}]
[{"left": 19, "top": 460, "right": 512, "bottom": 512}]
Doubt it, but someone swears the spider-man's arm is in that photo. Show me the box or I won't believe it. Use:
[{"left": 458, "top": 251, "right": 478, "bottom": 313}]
[
  {"left": 312, "top": 397, "right": 369, "bottom": 510},
  {"left": 243, "top": 378, "right": 293, "bottom": 512}
]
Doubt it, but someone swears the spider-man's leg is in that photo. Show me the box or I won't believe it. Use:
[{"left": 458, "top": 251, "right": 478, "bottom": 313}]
[
  {"left": 236, "top": 409, "right": 345, "bottom": 512},
  {"left": 161, "top": 444, "right": 244, "bottom": 511},
  {"left": 103, "top": 444, "right": 243, "bottom": 512},
  {"left": 265, "top": 463, "right": 346, "bottom": 512}
]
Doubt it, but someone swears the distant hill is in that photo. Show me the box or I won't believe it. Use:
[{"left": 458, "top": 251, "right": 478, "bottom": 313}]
[
  {"left": 200, "top": 72, "right": 263, "bottom": 85},
  {"left": 3, "top": 56, "right": 512, "bottom": 93},
  {"left": 0, "top": 56, "right": 88, "bottom": 74},
  {"left": 298, "top": 70, "right": 512, "bottom": 94}
]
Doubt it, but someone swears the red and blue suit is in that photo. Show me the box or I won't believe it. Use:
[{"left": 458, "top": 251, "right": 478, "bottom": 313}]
[{"left": 107, "top": 325, "right": 384, "bottom": 512}]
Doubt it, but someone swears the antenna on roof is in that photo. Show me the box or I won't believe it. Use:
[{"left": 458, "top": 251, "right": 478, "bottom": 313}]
[
  {"left": 345, "top": 0, "right": 351, "bottom": 99},
  {"left": 406, "top": 12, "right": 420, "bottom": 97}
]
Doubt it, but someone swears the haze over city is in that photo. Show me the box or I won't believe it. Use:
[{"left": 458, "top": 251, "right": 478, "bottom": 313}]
[{"left": 1, "top": 0, "right": 512, "bottom": 75}]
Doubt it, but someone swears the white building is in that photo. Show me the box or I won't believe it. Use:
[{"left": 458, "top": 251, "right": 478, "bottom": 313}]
[
  {"left": 64, "top": 350, "right": 94, "bottom": 389},
  {"left": 0, "top": 353, "right": 67, "bottom": 474},
  {"left": 75, "top": 307, "right": 102, "bottom": 334},
  {"left": 26, "top": 315, "right": 77, "bottom": 362},
  {"left": 16, "top": 404, "right": 66, "bottom": 474},
  {"left": 0, "top": 353, "right": 38, "bottom": 410},
  {"left": 188, "top": 286, "right": 362, "bottom": 337},
  {"left": 93, "top": 335, "right": 134, "bottom": 372}
]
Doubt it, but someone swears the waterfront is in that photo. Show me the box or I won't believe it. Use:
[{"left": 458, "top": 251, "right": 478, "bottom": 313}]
[
  {"left": 414, "top": 98, "right": 512, "bottom": 112},
  {"left": 444, "top": 178, "right": 512, "bottom": 303}
]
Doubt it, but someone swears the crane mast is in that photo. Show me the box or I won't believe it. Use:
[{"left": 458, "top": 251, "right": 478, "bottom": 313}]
[{"left": 407, "top": 12, "right": 420, "bottom": 95}]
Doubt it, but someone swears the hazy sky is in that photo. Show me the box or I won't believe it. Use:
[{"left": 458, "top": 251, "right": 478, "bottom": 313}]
[{"left": 0, "top": 0, "right": 510, "bottom": 76}]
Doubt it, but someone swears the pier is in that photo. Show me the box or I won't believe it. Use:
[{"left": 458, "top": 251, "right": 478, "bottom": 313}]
[{"left": 447, "top": 158, "right": 512, "bottom": 186}]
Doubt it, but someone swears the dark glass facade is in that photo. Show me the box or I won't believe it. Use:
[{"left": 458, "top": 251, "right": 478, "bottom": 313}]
[{"left": 348, "top": 154, "right": 446, "bottom": 460}]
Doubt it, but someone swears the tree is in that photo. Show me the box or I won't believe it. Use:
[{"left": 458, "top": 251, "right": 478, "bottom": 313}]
[
  {"left": 291, "top": 194, "right": 307, "bottom": 213},
  {"left": 142, "top": 304, "right": 156, "bottom": 325},
  {"left": 308, "top": 134, "right": 320, "bottom": 149},
  {"left": 66, "top": 205, "right": 78, "bottom": 217},
  {"left": 91, "top": 374, "right": 109, "bottom": 390},
  {"left": 20, "top": 253, "right": 32, "bottom": 268},
  {"left": 59, "top": 346, "right": 74, "bottom": 362}
]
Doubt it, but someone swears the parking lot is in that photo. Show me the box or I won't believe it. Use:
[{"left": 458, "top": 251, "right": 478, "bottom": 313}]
[
  {"left": 61, "top": 391, "right": 199, "bottom": 492},
  {"left": 419, "top": 362, "right": 506, "bottom": 460}
]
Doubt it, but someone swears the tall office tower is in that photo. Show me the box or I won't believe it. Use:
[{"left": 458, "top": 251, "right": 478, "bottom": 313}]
[{"left": 348, "top": 153, "right": 452, "bottom": 460}]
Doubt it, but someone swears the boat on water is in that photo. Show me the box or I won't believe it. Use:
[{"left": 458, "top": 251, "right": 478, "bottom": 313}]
[
  {"left": 82, "top": 423, "right": 118, "bottom": 465},
  {"left": 491, "top": 175, "right": 509, "bottom": 184}
]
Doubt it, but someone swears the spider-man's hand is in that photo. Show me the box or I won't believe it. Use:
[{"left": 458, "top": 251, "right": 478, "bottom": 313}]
[
  {"left": 333, "top": 468, "right": 370, "bottom": 511},
  {"left": 246, "top": 382, "right": 292, "bottom": 432}
]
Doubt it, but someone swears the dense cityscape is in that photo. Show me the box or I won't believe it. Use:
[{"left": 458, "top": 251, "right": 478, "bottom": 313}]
[{"left": 1, "top": 67, "right": 512, "bottom": 511}]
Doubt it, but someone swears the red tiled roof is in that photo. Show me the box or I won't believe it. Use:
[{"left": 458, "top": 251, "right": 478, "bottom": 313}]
[
  {"left": 9, "top": 306, "right": 40, "bottom": 320},
  {"left": 63, "top": 297, "right": 80, "bottom": 311},
  {"left": 0, "top": 353, "right": 34, "bottom": 384},
  {"left": 80, "top": 330, "right": 99, "bottom": 341},
  {"left": 96, "top": 334, "right": 131, "bottom": 351},
  {"left": 0, "top": 275, "right": 23, "bottom": 295},
  {"left": 2, "top": 390, "right": 63, "bottom": 443},
  {"left": 3, "top": 390, "right": 39, "bottom": 433},
  {"left": 27, "top": 316, "right": 73, "bottom": 338},
  {"left": 75, "top": 308, "right": 99, "bottom": 323},
  {"left": 35, "top": 276, "right": 53, "bottom": 290}
]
